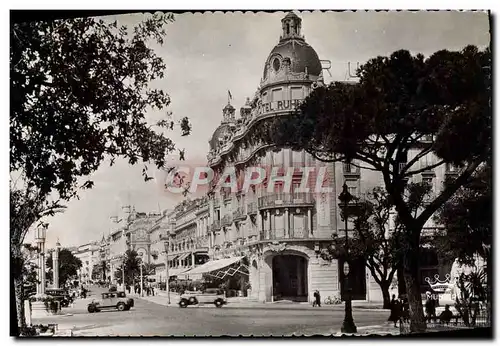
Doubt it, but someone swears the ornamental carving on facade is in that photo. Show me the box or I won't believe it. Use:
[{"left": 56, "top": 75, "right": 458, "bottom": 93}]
[{"left": 268, "top": 242, "right": 287, "bottom": 253}]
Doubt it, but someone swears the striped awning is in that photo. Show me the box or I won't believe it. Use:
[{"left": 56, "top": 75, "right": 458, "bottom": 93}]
[
  {"left": 183, "top": 256, "right": 244, "bottom": 276},
  {"left": 168, "top": 268, "right": 189, "bottom": 277},
  {"left": 178, "top": 253, "right": 191, "bottom": 261},
  {"left": 167, "top": 254, "right": 178, "bottom": 261}
]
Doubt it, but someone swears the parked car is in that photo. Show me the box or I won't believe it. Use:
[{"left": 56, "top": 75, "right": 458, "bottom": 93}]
[
  {"left": 44, "top": 288, "right": 73, "bottom": 308},
  {"left": 179, "top": 288, "right": 227, "bottom": 308},
  {"left": 87, "top": 291, "right": 134, "bottom": 313}
]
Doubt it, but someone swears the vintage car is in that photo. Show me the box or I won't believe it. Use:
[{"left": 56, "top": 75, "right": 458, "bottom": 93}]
[
  {"left": 87, "top": 291, "right": 134, "bottom": 313},
  {"left": 43, "top": 288, "right": 73, "bottom": 308},
  {"left": 178, "top": 288, "right": 227, "bottom": 308}
]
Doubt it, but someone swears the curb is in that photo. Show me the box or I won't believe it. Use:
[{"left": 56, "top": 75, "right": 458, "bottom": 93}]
[{"left": 137, "top": 297, "right": 385, "bottom": 311}]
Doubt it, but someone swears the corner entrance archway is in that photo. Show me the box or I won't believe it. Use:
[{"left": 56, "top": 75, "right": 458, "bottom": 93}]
[{"left": 272, "top": 255, "right": 308, "bottom": 302}]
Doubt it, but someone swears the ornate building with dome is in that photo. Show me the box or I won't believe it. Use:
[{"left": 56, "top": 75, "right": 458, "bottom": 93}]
[{"left": 201, "top": 12, "right": 367, "bottom": 303}]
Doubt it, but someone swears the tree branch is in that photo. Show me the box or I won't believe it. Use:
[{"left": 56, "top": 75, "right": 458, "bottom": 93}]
[
  {"left": 404, "top": 159, "right": 445, "bottom": 177},
  {"left": 416, "top": 159, "right": 483, "bottom": 226},
  {"left": 401, "top": 144, "right": 434, "bottom": 175}
]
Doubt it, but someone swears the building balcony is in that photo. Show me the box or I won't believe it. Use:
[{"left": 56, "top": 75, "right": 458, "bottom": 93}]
[
  {"left": 233, "top": 208, "right": 245, "bottom": 221},
  {"left": 262, "top": 228, "right": 310, "bottom": 241},
  {"left": 210, "top": 220, "right": 221, "bottom": 231},
  {"left": 247, "top": 202, "right": 258, "bottom": 215},
  {"left": 258, "top": 192, "right": 314, "bottom": 210},
  {"left": 221, "top": 214, "right": 233, "bottom": 227}
]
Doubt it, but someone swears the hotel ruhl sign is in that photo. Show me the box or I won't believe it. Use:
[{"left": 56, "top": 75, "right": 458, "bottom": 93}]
[{"left": 256, "top": 99, "right": 303, "bottom": 116}]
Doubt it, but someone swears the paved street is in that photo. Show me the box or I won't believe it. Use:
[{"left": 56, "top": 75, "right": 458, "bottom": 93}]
[{"left": 33, "top": 287, "right": 391, "bottom": 336}]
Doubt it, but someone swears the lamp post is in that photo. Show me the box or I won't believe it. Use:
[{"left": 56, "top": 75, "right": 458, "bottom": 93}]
[
  {"left": 339, "top": 182, "right": 357, "bottom": 334},
  {"left": 122, "top": 255, "right": 126, "bottom": 291},
  {"left": 139, "top": 259, "right": 144, "bottom": 297},
  {"left": 34, "top": 226, "right": 47, "bottom": 295},
  {"left": 161, "top": 234, "right": 171, "bottom": 304},
  {"left": 52, "top": 240, "right": 61, "bottom": 289}
]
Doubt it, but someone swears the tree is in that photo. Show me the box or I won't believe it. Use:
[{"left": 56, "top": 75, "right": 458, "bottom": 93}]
[
  {"left": 46, "top": 248, "right": 83, "bottom": 287},
  {"left": 322, "top": 184, "right": 431, "bottom": 309},
  {"left": 92, "top": 260, "right": 110, "bottom": 282},
  {"left": 435, "top": 164, "right": 491, "bottom": 267},
  {"left": 224, "top": 46, "right": 491, "bottom": 332},
  {"left": 116, "top": 250, "right": 141, "bottom": 286},
  {"left": 10, "top": 13, "right": 191, "bottom": 335},
  {"left": 435, "top": 163, "right": 492, "bottom": 302}
]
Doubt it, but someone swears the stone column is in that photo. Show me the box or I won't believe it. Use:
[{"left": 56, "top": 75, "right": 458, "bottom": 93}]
[
  {"left": 191, "top": 252, "right": 195, "bottom": 268},
  {"left": 307, "top": 209, "right": 313, "bottom": 237},
  {"left": 39, "top": 242, "right": 46, "bottom": 295},
  {"left": 284, "top": 208, "right": 290, "bottom": 238},
  {"left": 267, "top": 211, "right": 271, "bottom": 239},
  {"left": 52, "top": 245, "right": 60, "bottom": 289}
]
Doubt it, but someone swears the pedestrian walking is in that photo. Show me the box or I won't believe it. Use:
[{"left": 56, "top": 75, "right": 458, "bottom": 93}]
[
  {"left": 387, "top": 294, "right": 400, "bottom": 327},
  {"left": 313, "top": 290, "right": 321, "bottom": 307},
  {"left": 151, "top": 286, "right": 155, "bottom": 296},
  {"left": 425, "top": 292, "right": 437, "bottom": 322}
]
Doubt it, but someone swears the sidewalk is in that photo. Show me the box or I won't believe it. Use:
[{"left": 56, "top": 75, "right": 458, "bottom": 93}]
[{"left": 136, "top": 293, "right": 384, "bottom": 311}]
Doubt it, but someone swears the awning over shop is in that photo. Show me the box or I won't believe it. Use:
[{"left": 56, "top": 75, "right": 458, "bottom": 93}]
[
  {"left": 183, "top": 256, "right": 244, "bottom": 276},
  {"left": 169, "top": 268, "right": 189, "bottom": 277},
  {"left": 167, "top": 254, "right": 178, "bottom": 261},
  {"left": 178, "top": 253, "right": 191, "bottom": 261}
]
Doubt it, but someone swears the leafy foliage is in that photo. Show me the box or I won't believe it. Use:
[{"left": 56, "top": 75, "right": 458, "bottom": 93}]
[
  {"left": 322, "top": 184, "right": 431, "bottom": 308},
  {"left": 92, "top": 260, "right": 110, "bottom": 281},
  {"left": 454, "top": 269, "right": 488, "bottom": 326},
  {"left": 435, "top": 164, "right": 492, "bottom": 266},
  {"left": 11, "top": 13, "right": 191, "bottom": 201},
  {"left": 114, "top": 249, "right": 142, "bottom": 286},
  {"left": 10, "top": 13, "right": 191, "bottom": 255},
  {"left": 46, "top": 248, "right": 82, "bottom": 286}
]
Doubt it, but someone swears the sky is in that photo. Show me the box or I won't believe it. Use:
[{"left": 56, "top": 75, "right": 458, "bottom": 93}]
[{"left": 27, "top": 10, "right": 490, "bottom": 249}]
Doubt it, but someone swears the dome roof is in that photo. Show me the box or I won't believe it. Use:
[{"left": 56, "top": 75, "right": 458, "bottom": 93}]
[
  {"left": 263, "top": 12, "right": 322, "bottom": 78},
  {"left": 263, "top": 39, "right": 322, "bottom": 78},
  {"left": 209, "top": 123, "right": 231, "bottom": 150}
]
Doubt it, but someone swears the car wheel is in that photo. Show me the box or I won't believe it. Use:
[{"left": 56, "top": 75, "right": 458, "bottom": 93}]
[
  {"left": 87, "top": 305, "right": 95, "bottom": 313},
  {"left": 124, "top": 305, "right": 130, "bottom": 311},
  {"left": 179, "top": 299, "right": 188, "bottom": 308},
  {"left": 188, "top": 297, "right": 198, "bottom": 305},
  {"left": 117, "top": 303, "right": 126, "bottom": 311},
  {"left": 214, "top": 299, "right": 223, "bottom": 308}
]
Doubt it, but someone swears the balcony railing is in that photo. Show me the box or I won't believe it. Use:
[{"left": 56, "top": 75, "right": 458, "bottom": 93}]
[
  {"left": 195, "top": 236, "right": 209, "bottom": 249},
  {"left": 221, "top": 214, "right": 233, "bottom": 227},
  {"left": 247, "top": 202, "right": 257, "bottom": 215},
  {"left": 261, "top": 228, "right": 310, "bottom": 241},
  {"left": 258, "top": 192, "right": 314, "bottom": 210},
  {"left": 233, "top": 208, "right": 245, "bottom": 221}
]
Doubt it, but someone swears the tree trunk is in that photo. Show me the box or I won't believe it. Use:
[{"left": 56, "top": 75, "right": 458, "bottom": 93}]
[
  {"left": 11, "top": 245, "right": 25, "bottom": 336},
  {"left": 397, "top": 262, "right": 406, "bottom": 296},
  {"left": 402, "top": 242, "right": 426, "bottom": 333},
  {"left": 381, "top": 282, "right": 391, "bottom": 310}
]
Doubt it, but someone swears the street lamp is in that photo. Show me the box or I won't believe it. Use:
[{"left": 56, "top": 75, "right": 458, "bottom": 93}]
[
  {"left": 338, "top": 182, "right": 357, "bottom": 334},
  {"left": 161, "top": 234, "right": 171, "bottom": 304},
  {"left": 138, "top": 258, "right": 144, "bottom": 297},
  {"left": 122, "top": 255, "right": 126, "bottom": 292},
  {"left": 34, "top": 226, "right": 47, "bottom": 295}
]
